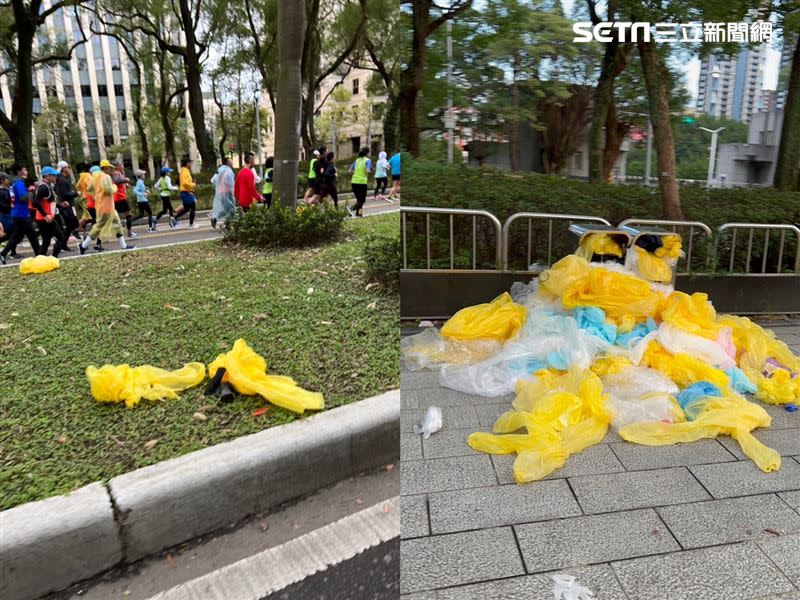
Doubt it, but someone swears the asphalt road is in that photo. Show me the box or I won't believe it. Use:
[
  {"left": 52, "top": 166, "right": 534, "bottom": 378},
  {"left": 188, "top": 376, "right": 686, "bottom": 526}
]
[{"left": 1, "top": 197, "right": 399, "bottom": 266}]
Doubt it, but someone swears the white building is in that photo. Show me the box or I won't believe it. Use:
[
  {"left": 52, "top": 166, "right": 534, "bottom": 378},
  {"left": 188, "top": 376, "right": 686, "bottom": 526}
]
[
  {"left": 696, "top": 45, "right": 767, "bottom": 124},
  {"left": 715, "top": 108, "right": 784, "bottom": 186}
]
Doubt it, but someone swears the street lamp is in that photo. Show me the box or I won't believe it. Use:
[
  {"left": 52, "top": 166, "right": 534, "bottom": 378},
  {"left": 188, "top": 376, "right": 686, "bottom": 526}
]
[{"left": 699, "top": 126, "right": 725, "bottom": 188}]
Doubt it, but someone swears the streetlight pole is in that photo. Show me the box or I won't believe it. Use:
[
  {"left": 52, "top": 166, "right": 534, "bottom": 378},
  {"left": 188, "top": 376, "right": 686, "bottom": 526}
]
[
  {"left": 254, "top": 88, "right": 264, "bottom": 179},
  {"left": 699, "top": 126, "right": 724, "bottom": 188},
  {"left": 446, "top": 20, "right": 454, "bottom": 164}
]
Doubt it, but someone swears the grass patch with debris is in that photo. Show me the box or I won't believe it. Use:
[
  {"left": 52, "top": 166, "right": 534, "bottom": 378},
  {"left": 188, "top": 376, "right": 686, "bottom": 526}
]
[{"left": 0, "top": 213, "right": 399, "bottom": 508}]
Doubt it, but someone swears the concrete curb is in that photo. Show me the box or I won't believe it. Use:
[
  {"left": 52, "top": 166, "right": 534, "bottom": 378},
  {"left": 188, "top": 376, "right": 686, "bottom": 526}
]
[{"left": 0, "top": 390, "right": 399, "bottom": 600}]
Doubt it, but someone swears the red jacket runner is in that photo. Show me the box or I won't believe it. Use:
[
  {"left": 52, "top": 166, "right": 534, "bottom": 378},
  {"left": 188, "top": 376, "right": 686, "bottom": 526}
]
[{"left": 234, "top": 167, "right": 260, "bottom": 209}]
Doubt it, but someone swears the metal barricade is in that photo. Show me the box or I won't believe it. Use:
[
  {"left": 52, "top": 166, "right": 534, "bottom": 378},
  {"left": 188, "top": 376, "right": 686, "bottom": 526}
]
[
  {"left": 618, "top": 219, "right": 712, "bottom": 275},
  {"left": 717, "top": 223, "right": 800, "bottom": 275},
  {"left": 501, "top": 213, "right": 611, "bottom": 271},
  {"left": 400, "top": 206, "right": 503, "bottom": 271}
]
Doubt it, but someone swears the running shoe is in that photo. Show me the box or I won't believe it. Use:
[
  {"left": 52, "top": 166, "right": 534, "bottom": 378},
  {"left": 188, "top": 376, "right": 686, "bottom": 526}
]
[
  {"left": 128, "top": 232, "right": 139, "bottom": 238},
  {"left": 346, "top": 206, "right": 355, "bottom": 217},
  {"left": 79, "top": 244, "right": 87, "bottom": 255},
  {"left": 169, "top": 216, "right": 177, "bottom": 228},
  {"left": 190, "top": 224, "right": 201, "bottom": 229},
  {"left": 94, "top": 246, "right": 106, "bottom": 252},
  {"left": 10, "top": 252, "right": 20, "bottom": 258},
  {"left": 123, "top": 244, "right": 135, "bottom": 251},
  {"left": 210, "top": 217, "right": 217, "bottom": 229},
  {"left": 0, "top": 254, "right": 5, "bottom": 265}
]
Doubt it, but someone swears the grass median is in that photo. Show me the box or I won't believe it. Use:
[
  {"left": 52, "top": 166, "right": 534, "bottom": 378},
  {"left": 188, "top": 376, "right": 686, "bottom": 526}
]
[{"left": 0, "top": 213, "right": 399, "bottom": 509}]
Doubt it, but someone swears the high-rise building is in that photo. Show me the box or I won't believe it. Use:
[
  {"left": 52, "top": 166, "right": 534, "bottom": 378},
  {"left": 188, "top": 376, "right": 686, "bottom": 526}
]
[
  {"left": 777, "top": 32, "right": 797, "bottom": 110},
  {"left": 696, "top": 44, "right": 767, "bottom": 124}
]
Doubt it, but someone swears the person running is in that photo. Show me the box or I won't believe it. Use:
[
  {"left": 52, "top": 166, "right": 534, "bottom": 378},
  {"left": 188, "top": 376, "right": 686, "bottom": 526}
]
[
  {"left": 210, "top": 158, "right": 236, "bottom": 228},
  {"left": 349, "top": 147, "right": 372, "bottom": 217},
  {"left": 304, "top": 148, "right": 322, "bottom": 202},
  {"left": 0, "top": 173, "right": 13, "bottom": 251},
  {"left": 131, "top": 169, "right": 154, "bottom": 231},
  {"left": 373, "top": 151, "right": 390, "bottom": 200},
  {"left": 109, "top": 160, "right": 135, "bottom": 238},
  {"left": 79, "top": 162, "right": 134, "bottom": 254},
  {"left": 153, "top": 166, "right": 177, "bottom": 229},
  {"left": 388, "top": 151, "right": 401, "bottom": 198},
  {"left": 54, "top": 161, "right": 80, "bottom": 245},
  {"left": 234, "top": 152, "right": 262, "bottom": 212},
  {"left": 76, "top": 169, "right": 95, "bottom": 235},
  {"left": 171, "top": 157, "right": 198, "bottom": 228},
  {"left": 318, "top": 151, "right": 339, "bottom": 208},
  {"left": 33, "top": 166, "right": 68, "bottom": 257},
  {"left": 0, "top": 164, "right": 41, "bottom": 264},
  {"left": 261, "top": 156, "right": 274, "bottom": 208}
]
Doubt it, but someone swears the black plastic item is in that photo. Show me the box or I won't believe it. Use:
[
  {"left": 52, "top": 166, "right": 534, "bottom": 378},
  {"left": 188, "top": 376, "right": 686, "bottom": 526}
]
[
  {"left": 204, "top": 367, "right": 227, "bottom": 397},
  {"left": 218, "top": 382, "right": 235, "bottom": 403},
  {"left": 634, "top": 235, "right": 663, "bottom": 253}
]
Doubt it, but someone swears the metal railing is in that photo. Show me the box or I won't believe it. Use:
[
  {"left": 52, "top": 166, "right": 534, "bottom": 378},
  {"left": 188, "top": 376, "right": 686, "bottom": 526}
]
[
  {"left": 400, "top": 206, "right": 503, "bottom": 270},
  {"left": 717, "top": 223, "right": 800, "bottom": 275},
  {"left": 619, "top": 218, "right": 713, "bottom": 275},
  {"left": 501, "top": 213, "right": 611, "bottom": 270}
]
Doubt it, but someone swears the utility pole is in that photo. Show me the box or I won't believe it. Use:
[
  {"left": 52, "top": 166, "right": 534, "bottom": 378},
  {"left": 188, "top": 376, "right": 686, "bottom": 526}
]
[
  {"left": 446, "top": 20, "right": 454, "bottom": 164},
  {"left": 645, "top": 119, "right": 653, "bottom": 186},
  {"left": 699, "top": 126, "right": 724, "bottom": 188},
  {"left": 254, "top": 88, "right": 263, "bottom": 179}
]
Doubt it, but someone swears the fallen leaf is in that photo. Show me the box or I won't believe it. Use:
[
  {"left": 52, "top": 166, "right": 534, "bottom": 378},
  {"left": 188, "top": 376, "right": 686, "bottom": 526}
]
[
  {"left": 144, "top": 439, "right": 159, "bottom": 449},
  {"left": 251, "top": 407, "right": 270, "bottom": 417},
  {"left": 355, "top": 498, "right": 364, "bottom": 505},
  {"left": 319, "top": 320, "right": 333, "bottom": 325},
  {"left": 36, "top": 346, "right": 47, "bottom": 355},
  {"left": 367, "top": 301, "right": 377, "bottom": 310},
  {"left": 0, "top": 323, "right": 11, "bottom": 330},
  {"left": 11, "top": 311, "right": 19, "bottom": 317},
  {"left": 58, "top": 435, "right": 69, "bottom": 444},
  {"left": 383, "top": 503, "right": 390, "bottom": 514},
  {"left": 384, "top": 463, "right": 395, "bottom": 471},
  {"left": 119, "top": 304, "right": 131, "bottom": 309},
  {"left": 307, "top": 287, "right": 314, "bottom": 295},
  {"left": 259, "top": 519, "right": 269, "bottom": 532},
  {"left": 365, "top": 282, "right": 379, "bottom": 291},
  {"left": 193, "top": 412, "right": 208, "bottom": 421},
  {"left": 165, "top": 554, "right": 176, "bottom": 569},
  {"left": 253, "top": 313, "right": 268, "bottom": 321},
  {"left": 765, "top": 528, "right": 781, "bottom": 536},
  {"left": 282, "top": 295, "right": 291, "bottom": 300},
  {"left": 198, "top": 405, "right": 215, "bottom": 413}
]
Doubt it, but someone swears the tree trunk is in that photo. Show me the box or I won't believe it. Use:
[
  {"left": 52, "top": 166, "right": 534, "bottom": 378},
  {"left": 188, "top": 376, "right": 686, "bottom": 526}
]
[
  {"left": 212, "top": 84, "right": 228, "bottom": 162},
  {"left": 509, "top": 62, "right": 519, "bottom": 171},
  {"left": 601, "top": 95, "right": 629, "bottom": 182},
  {"left": 6, "top": 16, "right": 36, "bottom": 168},
  {"left": 383, "top": 93, "right": 400, "bottom": 152},
  {"left": 178, "top": 0, "right": 214, "bottom": 169},
  {"left": 398, "top": 1, "right": 429, "bottom": 156},
  {"left": 774, "top": 36, "right": 800, "bottom": 191},
  {"left": 588, "top": 39, "right": 620, "bottom": 182},
  {"left": 637, "top": 40, "right": 683, "bottom": 219},
  {"left": 274, "top": 0, "right": 305, "bottom": 209}
]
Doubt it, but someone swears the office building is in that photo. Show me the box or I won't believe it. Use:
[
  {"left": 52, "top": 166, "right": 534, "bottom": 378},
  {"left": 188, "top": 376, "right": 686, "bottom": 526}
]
[{"left": 696, "top": 44, "right": 767, "bottom": 124}]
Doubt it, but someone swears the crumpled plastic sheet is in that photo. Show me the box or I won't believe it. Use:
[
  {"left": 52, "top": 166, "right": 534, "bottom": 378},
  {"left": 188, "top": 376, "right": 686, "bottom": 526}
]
[
  {"left": 86, "top": 362, "right": 206, "bottom": 408},
  {"left": 440, "top": 292, "right": 526, "bottom": 342},
  {"left": 656, "top": 322, "right": 736, "bottom": 370},
  {"left": 575, "top": 233, "right": 623, "bottom": 261},
  {"left": 401, "top": 327, "right": 502, "bottom": 371},
  {"left": 19, "top": 255, "right": 60, "bottom": 275},
  {"left": 552, "top": 574, "right": 595, "bottom": 600},
  {"left": 209, "top": 338, "right": 324, "bottom": 414},
  {"left": 602, "top": 365, "right": 682, "bottom": 430},
  {"left": 509, "top": 278, "right": 540, "bottom": 304},
  {"left": 414, "top": 406, "right": 442, "bottom": 439}
]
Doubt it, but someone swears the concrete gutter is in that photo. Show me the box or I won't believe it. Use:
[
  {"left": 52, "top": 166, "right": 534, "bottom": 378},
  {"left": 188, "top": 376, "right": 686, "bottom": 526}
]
[{"left": 0, "top": 390, "right": 399, "bottom": 600}]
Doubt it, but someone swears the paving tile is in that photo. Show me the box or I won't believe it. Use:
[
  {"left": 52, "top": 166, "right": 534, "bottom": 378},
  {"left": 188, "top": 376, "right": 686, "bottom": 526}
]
[
  {"left": 402, "top": 433, "right": 423, "bottom": 461},
  {"left": 751, "top": 593, "right": 800, "bottom": 600},
  {"left": 690, "top": 459, "right": 800, "bottom": 499},
  {"left": 401, "top": 406, "right": 478, "bottom": 433},
  {"left": 402, "top": 389, "right": 421, "bottom": 409},
  {"left": 401, "top": 593, "right": 438, "bottom": 600},
  {"left": 416, "top": 387, "right": 513, "bottom": 407},
  {"left": 610, "top": 439, "right": 736, "bottom": 470},
  {"left": 657, "top": 494, "right": 800, "bottom": 549},
  {"left": 569, "top": 467, "right": 710, "bottom": 514},
  {"left": 435, "top": 563, "right": 628, "bottom": 600},
  {"left": 474, "top": 403, "right": 509, "bottom": 427},
  {"left": 757, "top": 533, "right": 800, "bottom": 588},
  {"left": 602, "top": 428, "right": 624, "bottom": 443},
  {"left": 428, "top": 479, "right": 581, "bottom": 535},
  {"left": 401, "top": 494, "right": 429, "bottom": 539},
  {"left": 760, "top": 404, "right": 800, "bottom": 430},
  {"left": 400, "top": 527, "right": 524, "bottom": 594},
  {"left": 612, "top": 542, "right": 795, "bottom": 600},
  {"left": 422, "top": 428, "right": 484, "bottom": 459},
  {"left": 401, "top": 455, "right": 497, "bottom": 495},
  {"left": 515, "top": 508, "right": 679, "bottom": 573},
  {"left": 491, "top": 444, "right": 625, "bottom": 484},
  {"left": 401, "top": 371, "right": 441, "bottom": 390},
  {"left": 719, "top": 429, "right": 800, "bottom": 459},
  {"left": 779, "top": 490, "right": 800, "bottom": 512}
]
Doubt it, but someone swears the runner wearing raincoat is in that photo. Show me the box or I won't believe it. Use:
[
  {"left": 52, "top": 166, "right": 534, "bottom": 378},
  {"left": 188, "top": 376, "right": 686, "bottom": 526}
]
[{"left": 210, "top": 158, "right": 236, "bottom": 228}]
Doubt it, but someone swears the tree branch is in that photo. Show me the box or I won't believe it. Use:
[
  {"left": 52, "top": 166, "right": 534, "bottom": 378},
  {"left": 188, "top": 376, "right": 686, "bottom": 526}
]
[
  {"left": 313, "top": 0, "right": 368, "bottom": 89},
  {"left": 426, "top": 0, "right": 472, "bottom": 36}
]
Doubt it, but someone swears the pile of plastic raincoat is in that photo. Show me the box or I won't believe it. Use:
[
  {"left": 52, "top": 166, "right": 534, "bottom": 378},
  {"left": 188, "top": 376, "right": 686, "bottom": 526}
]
[{"left": 402, "top": 249, "right": 799, "bottom": 483}]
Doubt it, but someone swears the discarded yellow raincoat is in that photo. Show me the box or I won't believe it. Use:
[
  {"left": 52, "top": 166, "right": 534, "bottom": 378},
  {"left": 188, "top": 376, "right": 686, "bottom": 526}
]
[
  {"left": 87, "top": 362, "right": 206, "bottom": 408},
  {"left": 209, "top": 339, "right": 324, "bottom": 414},
  {"left": 575, "top": 233, "right": 624, "bottom": 261},
  {"left": 440, "top": 292, "right": 526, "bottom": 343},
  {"left": 640, "top": 341, "right": 730, "bottom": 390},
  {"left": 19, "top": 255, "right": 59, "bottom": 275}
]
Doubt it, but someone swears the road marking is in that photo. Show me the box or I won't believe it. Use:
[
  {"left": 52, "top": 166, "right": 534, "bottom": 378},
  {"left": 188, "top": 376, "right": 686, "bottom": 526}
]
[{"left": 147, "top": 497, "right": 399, "bottom": 600}]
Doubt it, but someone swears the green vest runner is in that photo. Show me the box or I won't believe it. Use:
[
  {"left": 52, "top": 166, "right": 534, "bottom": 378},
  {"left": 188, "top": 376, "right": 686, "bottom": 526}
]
[
  {"left": 352, "top": 157, "right": 368, "bottom": 185},
  {"left": 308, "top": 158, "right": 317, "bottom": 180},
  {"left": 262, "top": 168, "right": 273, "bottom": 195},
  {"left": 159, "top": 177, "right": 170, "bottom": 195}
]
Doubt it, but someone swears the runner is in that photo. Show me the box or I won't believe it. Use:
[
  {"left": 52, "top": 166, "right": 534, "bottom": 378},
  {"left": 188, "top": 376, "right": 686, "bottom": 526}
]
[
  {"left": 132, "top": 169, "right": 154, "bottom": 231},
  {"left": 171, "top": 157, "right": 198, "bottom": 228},
  {"left": 210, "top": 157, "right": 236, "bottom": 228},
  {"left": 304, "top": 148, "right": 322, "bottom": 203},
  {"left": 153, "top": 166, "right": 178, "bottom": 229},
  {"left": 319, "top": 151, "right": 340, "bottom": 208},
  {"left": 0, "top": 173, "right": 13, "bottom": 251},
  {"left": 76, "top": 169, "right": 96, "bottom": 235},
  {"left": 79, "top": 162, "right": 134, "bottom": 254},
  {"left": 387, "top": 151, "right": 401, "bottom": 198},
  {"left": 54, "top": 161, "right": 80, "bottom": 245},
  {"left": 33, "top": 166, "right": 68, "bottom": 258},
  {"left": 234, "top": 152, "right": 262, "bottom": 212},
  {"left": 349, "top": 147, "right": 372, "bottom": 217},
  {"left": 0, "top": 164, "right": 41, "bottom": 264},
  {"left": 261, "top": 156, "right": 274, "bottom": 208},
  {"left": 373, "top": 151, "right": 390, "bottom": 199},
  {"left": 110, "top": 160, "right": 135, "bottom": 238}
]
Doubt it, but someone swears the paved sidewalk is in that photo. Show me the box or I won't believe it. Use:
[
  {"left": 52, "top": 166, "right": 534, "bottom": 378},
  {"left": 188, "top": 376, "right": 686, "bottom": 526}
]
[{"left": 400, "top": 323, "right": 800, "bottom": 599}]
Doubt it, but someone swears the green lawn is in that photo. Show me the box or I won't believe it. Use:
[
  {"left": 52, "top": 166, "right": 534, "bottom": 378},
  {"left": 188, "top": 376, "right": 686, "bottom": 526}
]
[{"left": 0, "top": 213, "right": 399, "bottom": 509}]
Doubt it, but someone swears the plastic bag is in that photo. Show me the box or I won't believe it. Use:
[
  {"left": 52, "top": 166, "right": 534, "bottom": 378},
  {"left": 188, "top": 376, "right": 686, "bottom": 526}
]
[
  {"left": 656, "top": 234, "right": 683, "bottom": 260},
  {"left": 630, "top": 246, "right": 673, "bottom": 283},
  {"left": 19, "top": 255, "right": 60, "bottom": 275},
  {"left": 575, "top": 233, "right": 623, "bottom": 261},
  {"left": 440, "top": 292, "right": 527, "bottom": 342},
  {"left": 86, "top": 362, "right": 206, "bottom": 408},
  {"left": 726, "top": 366, "right": 758, "bottom": 395},
  {"left": 552, "top": 574, "right": 595, "bottom": 600},
  {"left": 401, "top": 327, "right": 502, "bottom": 371},
  {"left": 538, "top": 255, "right": 592, "bottom": 299},
  {"left": 660, "top": 292, "right": 722, "bottom": 339},
  {"left": 674, "top": 382, "right": 722, "bottom": 417},
  {"left": 209, "top": 339, "right": 324, "bottom": 414},
  {"left": 574, "top": 306, "right": 617, "bottom": 344},
  {"left": 620, "top": 391, "right": 780, "bottom": 472},
  {"left": 468, "top": 369, "right": 610, "bottom": 483},
  {"left": 656, "top": 323, "right": 735, "bottom": 370},
  {"left": 640, "top": 341, "right": 730, "bottom": 390},
  {"left": 413, "top": 406, "right": 442, "bottom": 439},
  {"left": 509, "top": 278, "right": 539, "bottom": 304},
  {"left": 602, "top": 365, "right": 683, "bottom": 429}
]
